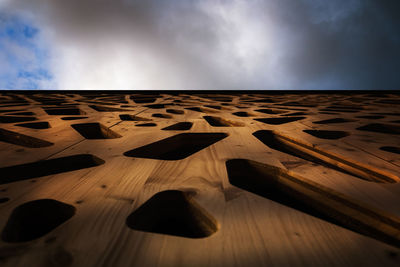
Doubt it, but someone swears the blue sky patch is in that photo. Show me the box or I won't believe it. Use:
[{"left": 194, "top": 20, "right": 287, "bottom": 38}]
[{"left": 0, "top": 13, "right": 53, "bottom": 89}]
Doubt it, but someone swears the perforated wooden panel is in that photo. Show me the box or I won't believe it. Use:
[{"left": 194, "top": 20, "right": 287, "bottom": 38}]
[{"left": 1, "top": 92, "right": 400, "bottom": 266}]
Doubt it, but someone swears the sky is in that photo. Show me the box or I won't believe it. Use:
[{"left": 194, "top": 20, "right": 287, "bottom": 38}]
[{"left": 0, "top": 0, "right": 399, "bottom": 90}]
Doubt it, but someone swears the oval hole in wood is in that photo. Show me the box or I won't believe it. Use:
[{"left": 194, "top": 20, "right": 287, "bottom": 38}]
[{"left": 1, "top": 199, "right": 76, "bottom": 243}]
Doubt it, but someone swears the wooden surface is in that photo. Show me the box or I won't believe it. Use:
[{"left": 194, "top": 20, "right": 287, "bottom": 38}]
[{"left": 0, "top": 92, "right": 400, "bottom": 266}]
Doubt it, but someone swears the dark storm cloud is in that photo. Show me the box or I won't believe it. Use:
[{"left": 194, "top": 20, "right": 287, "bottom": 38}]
[
  {"left": 286, "top": 0, "right": 400, "bottom": 89},
  {"left": 2, "top": 0, "right": 400, "bottom": 90}
]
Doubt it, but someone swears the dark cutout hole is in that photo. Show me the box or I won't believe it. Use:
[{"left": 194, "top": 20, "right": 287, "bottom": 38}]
[
  {"left": 185, "top": 107, "right": 203, "bottom": 113},
  {"left": 126, "top": 190, "right": 218, "bottom": 238},
  {"left": 203, "top": 116, "right": 244, "bottom": 127},
  {"left": 203, "top": 97, "right": 232, "bottom": 103},
  {"left": 152, "top": 113, "right": 172, "bottom": 119},
  {"left": 279, "top": 101, "right": 317, "bottom": 107},
  {"left": 44, "top": 108, "right": 85, "bottom": 115},
  {"left": 357, "top": 123, "right": 400, "bottom": 135},
  {"left": 0, "top": 197, "right": 9, "bottom": 203},
  {"left": 184, "top": 107, "right": 218, "bottom": 113},
  {"left": 120, "top": 105, "right": 136, "bottom": 108},
  {"left": 16, "top": 122, "right": 51, "bottom": 129},
  {"left": 319, "top": 112, "right": 339, "bottom": 115},
  {"left": 71, "top": 123, "right": 121, "bottom": 139},
  {"left": 0, "top": 103, "right": 30, "bottom": 108},
  {"left": 0, "top": 109, "right": 21, "bottom": 113},
  {"left": 145, "top": 104, "right": 170, "bottom": 109},
  {"left": 0, "top": 154, "right": 105, "bottom": 185},
  {"left": 320, "top": 108, "right": 358, "bottom": 113},
  {"left": 281, "top": 112, "right": 309, "bottom": 116},
  {"left": 7, "top": 112, "right": 35, "bottom": 116},
  {"left": 255, "top": 108, "right": 287, "bottom": 114},
  {"left": 376, "top": 99, "right": 400, "bottom": 105},
  {"left": 89, "top": 105, "right": 131, "bottom": 112},
  {"left": 166, "top": 109, "right": 184, "bottom": 114},
  {"left": 0, "top": 128, "right": 53, "bottom": 148},
  {"left": 232, "top": 111, "right": 255, "bottom": 117},
  {"left": 327, "top": 105, "right": 363, "bottom": 111},
  {"left": 204, "top": 105, "right": 221, "bottom": 110},
  {"left": 0, "top": 116, "right": 37, "bottom": 123},
  {"left": 61, "top": 117, "right": 88, "bottom": 120},
  {"left": 254, "top": 117, "right": 305, "bottom": 125},
  {"left": 1, "top": 199, "right": 76, "bottom": 243},
  {"left": 236, "top": 106, "right": 250, "bottom": 109},
  {"left": 252, "top": 130, "right": 395, "bottom": 183},
  {"left": 225, "top": 159, "right": 400, "bottom": 249},
  {"left": 380, "top": 146, "right": 400, "bottom": 155},
  {"left": 303, "top": 130, "right": 349, "bottom": 140},
  {"left": 124, "top": 132, "right": 228, "bottom": 160},
  {"left": 372, "top": 113, "right": 400, "bottom": 116},
  {"left": 313, "top": 118, "right": 355, "bottom": 124},
  {"left": 39, "top": 101, "right": 68, "bottom": 105},
  {"left": 136, "top": 123, "right": 157, "bottom": 127},
  {"left": 356, "top": 115, "right": 385, "bottom": 119},
  {"left": 269, "top": 106, "right": 307, "bottom": 111},
  {"left": 132, "top": 98, "right": 156, "bottom": 103},
  {"left": 119, "top": 114, "right": 152, "bottom": 121},
  {"left": 81, "top": 101, "right": 119, "bottom": 106},
  {"left": 241, "top": 98, "right": 274, "bottom": 103},
  {"left": 162, "top": 122, "right": 193, "bottom": 131}
]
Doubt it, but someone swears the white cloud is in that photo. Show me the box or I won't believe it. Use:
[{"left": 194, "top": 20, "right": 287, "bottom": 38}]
[{"left": 3, "top": 0, "right": 285, "bottom": 89}]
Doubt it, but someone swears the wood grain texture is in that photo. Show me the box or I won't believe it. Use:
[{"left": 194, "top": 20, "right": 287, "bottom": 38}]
[{"left": 0, "top": 92, "right": 400, "bottom": 266}]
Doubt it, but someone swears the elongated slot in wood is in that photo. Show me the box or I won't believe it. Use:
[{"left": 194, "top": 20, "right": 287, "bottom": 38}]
[
  {"left": 119, "top": 114, "right": 152, "bottom": 121},
  {"left": 0, "top": 128, "right": 53, "bottom": 148},
  {"left": 357, "top": 123, "right": 400, "bottom": 135},
  {"left": 226, "top": 159, "right": 400, "bottom": 248},
  {"left": 0, "top": 154, "right": 105, "bottom": 185},
  {"left": 152, "top": 113, "right": 173, "bottom": 119},
  {"left": 203, "top": 116, "right": 244, "bottom": 127},
  {"left": 313, "top": 118, "right": 355, "bottom": 124},
  {"left": 124, "top": 132, "right": 228, "bottom": 160},
  {"left": 89, "top": 105, "right": 131, "bottom": 112},
  {"left": 0, "top": 116, "right": 37, "bottom": 123},
  {"left": 16, "top": 121, "right": 51, "bottom": 129},
  {"left": 303, "top": 130, "right": 349, "bottom": 140},
  {"left": 136, "top": 123, "right": 157, "bottom": 127},
  {"left": 254, "top": 117, "right": 305, "bottom": 125},
  {"left": 380, "top": 146, "right": 400, "bottom": 155},
  {"left": 61, "top": 116, "right": 88, "bottom": 120},
  {"left": 185, "top": 107, "right": 219, "bottom": 113},
  {"left": 162, "top": 122, "right": 193, "bottom": 131},
  {"left": 44, "top": 108, "right": 85, "bottom": 115},
  {"left": 253, "top": 130, "right": 399, "bottom": 183},
  {"left": 166, "top": 109, "right": 184, "bottom": 114}
]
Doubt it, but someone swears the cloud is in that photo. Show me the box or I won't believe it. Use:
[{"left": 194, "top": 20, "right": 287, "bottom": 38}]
[
  {"left": 2, "top": 0, "right": 400, "bottom": 90},
  {"left": 0, "top": 12, "right": 54, "bottom": 89}
]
